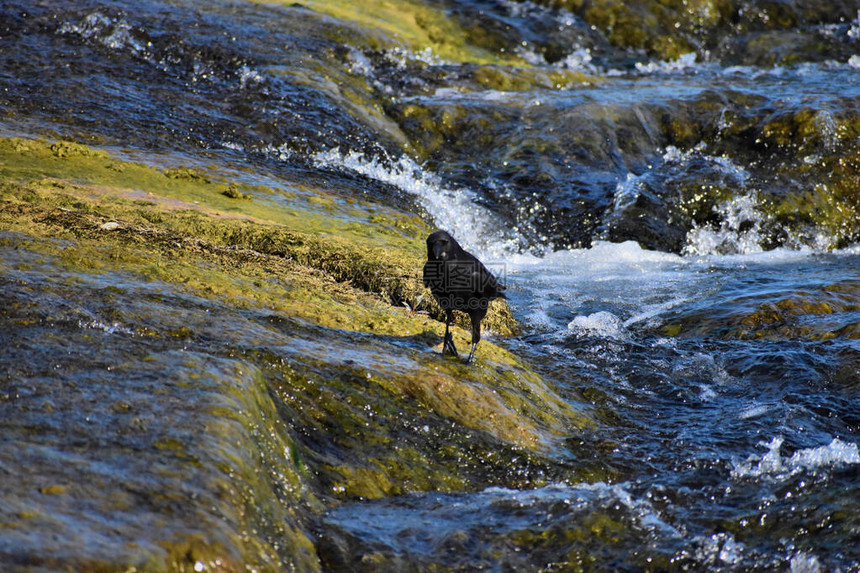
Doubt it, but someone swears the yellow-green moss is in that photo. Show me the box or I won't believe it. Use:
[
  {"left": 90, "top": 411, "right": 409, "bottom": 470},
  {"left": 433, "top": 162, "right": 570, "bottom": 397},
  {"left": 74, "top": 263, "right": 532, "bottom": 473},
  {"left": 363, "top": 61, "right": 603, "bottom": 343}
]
[
  {"left": 0, "top": 137, "right": 521, "bottom": 337},
  {"left": 0, "top": 137, "right": 428, "bottom": 253},
  {"left": 263, "top": 0, "right": 525, "bottom": 65},
  {"left": 0, "top": 137, "right": 604, "bottom": 519},
  {"left": 472, "top": 66, "right": 591, "bottom": 92}
]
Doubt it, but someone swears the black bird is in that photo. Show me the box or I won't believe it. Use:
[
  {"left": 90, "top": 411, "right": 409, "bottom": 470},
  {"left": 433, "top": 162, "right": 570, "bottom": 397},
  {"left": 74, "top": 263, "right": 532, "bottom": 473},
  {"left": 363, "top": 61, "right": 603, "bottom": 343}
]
[{"left": 422, "top": 230, "right": 506, "bottom": 364}]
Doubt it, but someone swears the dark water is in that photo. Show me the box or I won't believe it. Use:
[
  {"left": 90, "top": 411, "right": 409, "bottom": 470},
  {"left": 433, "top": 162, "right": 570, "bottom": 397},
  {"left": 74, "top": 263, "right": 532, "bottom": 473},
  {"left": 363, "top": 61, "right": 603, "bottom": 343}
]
[{"left": 2, "top": 0, "right": 860, "bottom": 570}]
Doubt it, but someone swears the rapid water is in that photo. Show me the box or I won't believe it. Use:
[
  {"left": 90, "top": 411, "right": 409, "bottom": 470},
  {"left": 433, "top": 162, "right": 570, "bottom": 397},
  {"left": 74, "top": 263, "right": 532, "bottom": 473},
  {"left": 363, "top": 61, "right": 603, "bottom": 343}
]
[
  {"left": 2, "top": 0, "right": 860, "bottom": 570},
  {"left": 322, "top": 239, "right": 860, "bottom": 569}
]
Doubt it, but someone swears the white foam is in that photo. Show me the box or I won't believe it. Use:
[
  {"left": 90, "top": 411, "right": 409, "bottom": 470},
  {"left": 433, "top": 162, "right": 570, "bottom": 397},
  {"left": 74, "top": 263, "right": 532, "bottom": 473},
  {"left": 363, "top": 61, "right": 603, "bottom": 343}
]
[
  {"left": 384, "top": 46, "right": 449, "bottom": 68},
  {"left": 510, "top": 240, "right": 696, "bottom": 339},
  {"left": 738, "top": 404, "right": 773, "bottom": 420},
  {"left": 848, "top": 10, "right": 860, "bottom": 40},
  {"left": 557, "top": 48, "right": 600, "bottom": 74},
  {"left": 312, "top": 148, "right": 517, "bottom": 258},
  {"left": 516, "top": 46, "right": 547, "bottom": 66},
  {"left": 568, "top": 311, "right": 625, "bottom": 339},
  {"left": 238, "top": 65, "right": 265, "bottom": 90},
  {"left": 684, "top": 193, "right": 767, "bottom": 256},
  {"left": 500, "top": 0, "right": 550, "bottom": 20},
  {"left": 790, "top": 552, "right": 823, "bottom": 573},
  {"left": 220, "top": 140, "right": 245, "bottom": 152},
  {"left": 262, "top": 143, "right": 292, "bottom": 162},
  {"left": 517, "top": 240, "right": 682, "bottom": 269},
  {"left": 692, "top": 532, "right": 746, "bottom": 566},
  {"left": 79, "top": 319, "right": 134, "bottom": 336},
  {"left": 346, "top": 47, "right": 374, "bottom": 76},
  {"left": 635, "top": 52, "right": 698, "bottom": 75},
  {"left": 59, "top": 12, "right": 148, "bottom": 56},
  {"left": 731, "top": 436, "right": 860, "bottom": 480}
]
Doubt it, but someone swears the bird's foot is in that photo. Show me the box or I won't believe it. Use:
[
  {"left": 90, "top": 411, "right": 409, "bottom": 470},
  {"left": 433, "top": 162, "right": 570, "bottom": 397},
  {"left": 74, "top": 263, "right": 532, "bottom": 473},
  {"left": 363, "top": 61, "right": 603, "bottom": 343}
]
[
  {"left": 443, "top": 332, "right": 458, "bottom": 357},
  {"left": 464, "top": 343, "right": 477, "bottom": 365}
]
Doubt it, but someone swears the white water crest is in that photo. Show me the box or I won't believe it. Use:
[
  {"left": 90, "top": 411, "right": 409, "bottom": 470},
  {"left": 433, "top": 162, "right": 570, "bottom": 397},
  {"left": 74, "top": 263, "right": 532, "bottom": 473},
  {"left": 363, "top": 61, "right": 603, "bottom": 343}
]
[
  {"left": 509, "top": 235, "right": 851, "bottom": 343},
  {"left": 510, "top": 240, "right": 691, "bottom": 334},
  {"left": 731, "top": 436, "right": 860, "bottom": 480},
  {"left": 684, "top": 192, "right": 767, "bottom": 256},
  {"left": 568, "top": 311, "right": 625, "bottom": 339},
  {"left": 634, "top": 52, "right": 699, "bottom": 75},
  {"left": 312, "top": 148, "right": 518, "bottom": 258},
  {"left": 59, "top": 12, "right": 148, "bottom": 55}
]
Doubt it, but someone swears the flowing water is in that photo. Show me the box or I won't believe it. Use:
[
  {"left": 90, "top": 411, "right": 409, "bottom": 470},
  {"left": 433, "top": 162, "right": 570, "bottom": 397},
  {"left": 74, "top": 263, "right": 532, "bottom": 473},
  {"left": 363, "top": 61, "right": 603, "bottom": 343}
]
[{"left": 2, "top": 0, "right": 860, "bottom": 570}]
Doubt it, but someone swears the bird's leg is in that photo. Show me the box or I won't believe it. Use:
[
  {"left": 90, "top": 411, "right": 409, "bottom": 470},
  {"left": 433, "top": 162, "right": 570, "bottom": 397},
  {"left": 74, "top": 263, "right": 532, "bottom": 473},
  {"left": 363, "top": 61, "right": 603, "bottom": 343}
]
[
  {"left": 465, "top": 317, "right": 481, "bottom": 364},
  {"left": 443, "top": 311, "right": 458, "bottom": 357}
]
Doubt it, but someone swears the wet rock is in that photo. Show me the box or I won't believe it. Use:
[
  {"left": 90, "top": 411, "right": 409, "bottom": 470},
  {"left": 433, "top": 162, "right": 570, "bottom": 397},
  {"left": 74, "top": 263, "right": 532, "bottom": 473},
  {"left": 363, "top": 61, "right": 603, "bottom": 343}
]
[
  {"left": 0, "top": 137, "right": 599, "bottom": 569},
  {"left": 316, "top": 482, "right": 674, "bottom": 571},
  {"left": 528, "top": 0, "right": 860, "bottom": 64},
  {"left": 663, "top": 278, "right": 860, "bottom": 340}
]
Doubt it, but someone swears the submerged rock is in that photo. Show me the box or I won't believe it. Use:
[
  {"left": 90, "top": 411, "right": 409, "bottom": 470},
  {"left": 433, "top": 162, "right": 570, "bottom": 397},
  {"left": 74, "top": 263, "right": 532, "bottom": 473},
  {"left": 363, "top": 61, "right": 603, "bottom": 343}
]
[{"left": 661, "top": 277, "right": 860, "bottom": 340}]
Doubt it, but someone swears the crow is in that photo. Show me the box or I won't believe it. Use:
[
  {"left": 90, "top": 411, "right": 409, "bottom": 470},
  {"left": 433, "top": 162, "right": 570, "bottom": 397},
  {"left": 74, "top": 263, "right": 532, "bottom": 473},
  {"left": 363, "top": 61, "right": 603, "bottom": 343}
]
[{"left": 422, "top": 230, "right": 506, "bottom": 364}]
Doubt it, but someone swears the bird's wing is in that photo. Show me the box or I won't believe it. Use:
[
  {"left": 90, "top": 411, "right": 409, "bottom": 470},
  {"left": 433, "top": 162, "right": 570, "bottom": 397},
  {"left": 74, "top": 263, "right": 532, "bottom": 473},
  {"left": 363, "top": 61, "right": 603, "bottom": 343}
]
[{"left": 472, "top": 265, "right": 505, "bottom": 298}]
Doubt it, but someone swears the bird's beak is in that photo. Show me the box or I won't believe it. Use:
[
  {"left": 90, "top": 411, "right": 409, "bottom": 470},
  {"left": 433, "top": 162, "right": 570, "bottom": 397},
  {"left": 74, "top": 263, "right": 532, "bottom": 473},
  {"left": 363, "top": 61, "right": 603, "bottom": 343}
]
[{"left": 433, "top": 243, "right": 445, "bottom": 259}]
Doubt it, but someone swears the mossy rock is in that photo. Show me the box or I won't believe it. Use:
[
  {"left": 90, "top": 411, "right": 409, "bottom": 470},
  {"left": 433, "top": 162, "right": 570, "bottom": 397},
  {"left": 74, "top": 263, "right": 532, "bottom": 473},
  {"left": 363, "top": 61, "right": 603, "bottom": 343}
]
[
  {"left": 0, "top": 135, "right": 606, "bottom": 571},
  {"left": 278, "top": 0, "right": 526, "bottom": 65}
]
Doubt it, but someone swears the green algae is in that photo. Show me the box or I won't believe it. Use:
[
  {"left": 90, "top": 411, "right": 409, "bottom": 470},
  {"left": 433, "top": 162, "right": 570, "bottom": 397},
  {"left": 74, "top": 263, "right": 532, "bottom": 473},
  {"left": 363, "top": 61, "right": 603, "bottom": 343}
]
[
  {"left": 728, "top": 288, "right": 859, "bottom": 341},
  {"left": 583, "top": 0, "right": 698, "bottom": 59},
  {"left": 263, "top": 0, "right": 525, "bottom": 65},
  {"left": 0, "top": 135, "right": 595, "bottom": 482},
  {"left": 0, "top": 137, "right": 425, "bottom": 252},
  {"left": 0, "top": 137, "right": 520, "bottom": 336},
  {"left": 0, "top": 135, "right": 608, "bottom": 569},
  {"left": 724, "top": 107, "right": 860, "bottom": 249},
  {"left": 0, "top": 323, "right": 321, "bottom": 570},
  {"left": 771, "top": 164, "right": 860, "bottom": 250},
  {"left": 471, "top": 65, "right": 591, "bottom": 92},
  {"left": 524, "top": 0, "right": 854, "bottom": 63},
  {"left": 263, "top": 335, "right": 597, "bottom": 501}
]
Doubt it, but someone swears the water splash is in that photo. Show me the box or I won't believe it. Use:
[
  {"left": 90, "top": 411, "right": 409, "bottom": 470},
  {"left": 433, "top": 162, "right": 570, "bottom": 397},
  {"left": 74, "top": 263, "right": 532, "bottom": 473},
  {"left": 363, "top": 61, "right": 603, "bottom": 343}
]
[
  {"left": 58, "top": 10, "right": 263, "bottom": 88},
  {"left": 676, "top": 532, "right": 747, "bottom": 568},
  {"left": 312, "top": 148, "right": 520, "bottom": 258},
  {"left": 634, "top": 53, "right": 699, "bottom": 75},
  {"left": 79, "top": 319, "right": 134, "bottom": 336},
  {"left": 848, "top": 11, "right": 860, "bottom": 40},
  {"left": 384, "top": 46, "right": 450, "bottom": 68},
  {"left": 731, "top": 436, "right": 860, "bottom": 480},
  {"left": 59, "top": 12, "right": 149, "bottom": 55},
  {"left": 557, "top": 48, "right": 600, "bottom": 74},
  {"left": 790, "top": 552, "right": 823, "bottom": 573},
  {"left": 684, "top": 193, "right": 767, "bottom": 255},
  {"left": 568, "top": 311, "right": 626, "bottom": 339}
]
